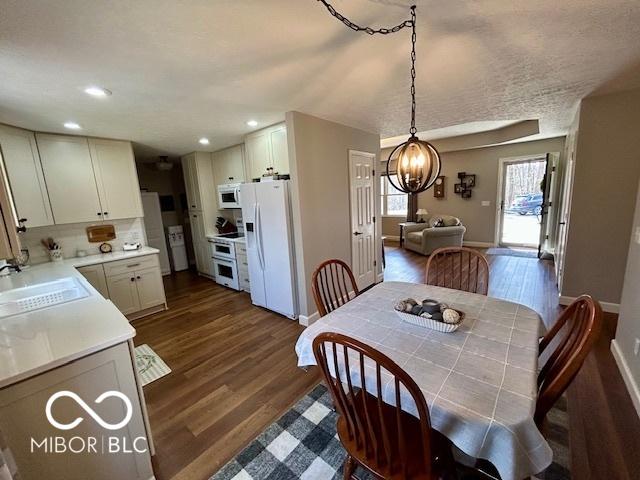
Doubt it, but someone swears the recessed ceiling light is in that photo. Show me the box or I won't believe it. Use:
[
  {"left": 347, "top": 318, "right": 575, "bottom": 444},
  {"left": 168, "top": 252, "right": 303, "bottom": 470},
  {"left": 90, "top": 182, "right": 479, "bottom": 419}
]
[
  {"left": 64, "top": 122, "right": 82, "bottom": 130},
  {"left": 84, "top": 86, "right": 112, "bottom": 97},
  {"left": 199, "top": 138, "right": 210, "bottom": 145},
  {"left": 247, "top": 120, "right": 258, "bottom": 127}
]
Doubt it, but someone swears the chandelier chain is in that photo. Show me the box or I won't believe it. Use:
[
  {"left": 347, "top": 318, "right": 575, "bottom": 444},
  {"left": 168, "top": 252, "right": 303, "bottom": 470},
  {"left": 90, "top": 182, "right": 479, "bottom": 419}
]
[
  {"left": 315, "top": 1, "right": 417, "bottom": 136},
  {"left": 410, "top": 6, "right": 417, "bottom": 135},
  {"left": 316, "top": 0, "right": 413, "bottom": 35}
]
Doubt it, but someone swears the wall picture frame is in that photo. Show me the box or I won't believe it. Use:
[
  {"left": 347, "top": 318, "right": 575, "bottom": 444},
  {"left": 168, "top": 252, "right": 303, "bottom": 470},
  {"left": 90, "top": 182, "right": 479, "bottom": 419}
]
[
  {"left": 462, "top": 174, "right": 476, "bottom": 188},
  {"left": 454, "top": 183, "right": 462, "bottom": 194}
]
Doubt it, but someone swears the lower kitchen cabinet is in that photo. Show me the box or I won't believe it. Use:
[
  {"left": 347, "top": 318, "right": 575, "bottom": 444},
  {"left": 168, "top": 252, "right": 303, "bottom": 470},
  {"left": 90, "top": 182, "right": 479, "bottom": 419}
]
[
  {"left": 76, "top": 264, "right": 109, "bottom": 298},
  {"left": 0, "top": 341, "right": 154, "bottom": 480},
  {"left": 107, "top": 272, "right": 141, "bottom": 315},
  {"left": 76, "top": 253, "right": 167, "bottom": 319}
]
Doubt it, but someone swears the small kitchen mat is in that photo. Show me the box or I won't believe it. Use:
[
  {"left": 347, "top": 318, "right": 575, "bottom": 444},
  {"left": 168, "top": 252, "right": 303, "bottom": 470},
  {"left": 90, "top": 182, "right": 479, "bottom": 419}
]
[
  {"left": 134, "top": 344, "right": 171, "bottom": 386},
  {"left": 486, "top": 247, "right": 538, "bottom": 258}
]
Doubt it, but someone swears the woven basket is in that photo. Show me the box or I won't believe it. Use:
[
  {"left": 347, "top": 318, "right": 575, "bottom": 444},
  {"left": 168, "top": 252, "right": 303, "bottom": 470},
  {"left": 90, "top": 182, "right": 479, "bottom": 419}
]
[{"left": 395, "top": 309, "right": 464, "bottom": 333}]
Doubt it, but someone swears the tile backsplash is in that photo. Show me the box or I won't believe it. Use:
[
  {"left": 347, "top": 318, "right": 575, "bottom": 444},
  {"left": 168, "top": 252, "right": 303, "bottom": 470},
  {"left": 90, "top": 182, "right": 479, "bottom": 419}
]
[{"left": 21, "top": 218, "right": 147, "bottom": 265}]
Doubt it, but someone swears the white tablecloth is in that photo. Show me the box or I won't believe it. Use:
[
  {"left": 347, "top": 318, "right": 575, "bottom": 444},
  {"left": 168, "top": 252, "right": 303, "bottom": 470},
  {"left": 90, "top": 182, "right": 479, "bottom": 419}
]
[{"left": 295, "top": 281, "right": 552, "bottom": 480}]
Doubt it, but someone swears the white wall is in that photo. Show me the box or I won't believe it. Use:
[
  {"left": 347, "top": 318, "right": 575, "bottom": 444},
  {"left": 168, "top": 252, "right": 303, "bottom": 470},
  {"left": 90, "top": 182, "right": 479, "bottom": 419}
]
[
  {"left": 612, "top": 176, "right": 640, "bottom": 417},
  {"left": 286, "top": 111, "right": 380, "bottom": 322}
]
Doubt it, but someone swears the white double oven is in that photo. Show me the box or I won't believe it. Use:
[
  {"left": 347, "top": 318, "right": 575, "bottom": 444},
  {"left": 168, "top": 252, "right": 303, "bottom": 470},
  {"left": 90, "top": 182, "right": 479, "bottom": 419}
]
[{"left": 208, "top": 234, "right": 242, "bottom": 290}]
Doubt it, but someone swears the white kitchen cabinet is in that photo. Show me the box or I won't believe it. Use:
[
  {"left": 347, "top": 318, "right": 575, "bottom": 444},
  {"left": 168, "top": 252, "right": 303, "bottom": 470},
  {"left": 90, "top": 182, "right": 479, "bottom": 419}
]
[
  {"left": 270, "top": 125, "right": 289, "bottom": 176},
  {"left": 88, "top": 138, "right": 143, "bottom": 221},
  {"left": 0, "top": 124, "right": 53, "bottom": 227},
  {"left": 77, "top": 264, "right": 110, "bottom": 298},
  {"left": 213, "top": 144, "right": 245, "bottom": 184},
  {"left": 36, "top": 134, "right": 142, "bottom": 224},
  {"left": 245, "top": 130, "right": 271, "bottom": 180},
  {"left": 189, "top": 211, "right": 211, "bottom": 276},
  {"left": 107, "top": 271, "right": 140, "bottom": 315},
  {"left": 104, "top": 254, "right": 167, "bottom": 318},
  {"left": 0, "top": 342, "right": 154, "bottom": 480},
  {"left": 36, "top": 133, "right": 103, "bottom": 224},
  {"left": 245, "top": 123, "right": 289, "bottom": 180},
  {"left": 135, "top": 267, "right": 166, "bottom": 310}
]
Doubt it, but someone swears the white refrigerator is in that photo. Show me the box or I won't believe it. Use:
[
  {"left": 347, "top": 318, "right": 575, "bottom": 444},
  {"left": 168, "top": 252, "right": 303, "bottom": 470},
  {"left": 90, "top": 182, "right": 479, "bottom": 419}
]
[{"left": 240, "top": 180, "right": 297, "bottom": 319}]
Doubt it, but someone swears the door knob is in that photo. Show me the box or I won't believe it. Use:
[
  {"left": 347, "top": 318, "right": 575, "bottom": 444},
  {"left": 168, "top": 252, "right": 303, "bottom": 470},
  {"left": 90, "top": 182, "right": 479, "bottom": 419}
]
[{"left": 353, "top": 231, "right": 363, "bottom": 236}]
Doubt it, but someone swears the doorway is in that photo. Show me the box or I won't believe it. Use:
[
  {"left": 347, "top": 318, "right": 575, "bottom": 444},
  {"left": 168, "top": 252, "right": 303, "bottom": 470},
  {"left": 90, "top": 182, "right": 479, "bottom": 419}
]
[{"left": 497, "top": 156, "right": 547, "bottom": 249}]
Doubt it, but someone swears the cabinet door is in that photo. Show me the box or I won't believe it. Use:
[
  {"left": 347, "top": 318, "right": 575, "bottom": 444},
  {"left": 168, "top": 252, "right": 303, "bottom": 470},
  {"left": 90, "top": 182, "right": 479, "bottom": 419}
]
[
  {"left": 77, "top": 264, "right": 109, "bottom": 298},
  {"left": 89, "top": 138, "right": 143, "bottom": 220},
  {"left": 214, "top": 145, "right": 245, "bottom": 184},
  {"left": 181, "top": 154, "right": 202, "bottom": 211},
  {"left": 245, "top": 132, "right": 271, "bottom": 180},
  {"left": 0, "top": 124, "right": 54, "bottom": 227},
  {"left": 106, "top": 271, "right": 140, "bottom": 315},
  {"left": 189, "top": 211, "right": 210, "bottom": 275},
  {"left": 270, "top": 125, "right": 289, "bottom": 175},
  {"left": 36, "top": 133, "right": 103, "bottom": 224},
  {"left": 135, "top": 266, "right": 166, "bottom": 310}
]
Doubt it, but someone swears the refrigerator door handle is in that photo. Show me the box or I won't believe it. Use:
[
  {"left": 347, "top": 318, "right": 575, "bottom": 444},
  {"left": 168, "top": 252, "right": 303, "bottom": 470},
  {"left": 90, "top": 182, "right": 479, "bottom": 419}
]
[{"left": 255, "top": 202, "right": 265, "bottom": 270}]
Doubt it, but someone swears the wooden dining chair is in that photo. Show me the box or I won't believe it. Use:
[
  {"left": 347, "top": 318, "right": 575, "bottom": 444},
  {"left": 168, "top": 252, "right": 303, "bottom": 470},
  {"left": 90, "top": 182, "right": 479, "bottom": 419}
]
[
  {"left": 312, "top": 332, "right": 455, "bottom": 480},
  {"left": 535, "top": 295, "right": 602, "bottom": 427},
  {"left": 424, "top": 247, "right": 490, "bottom": 295},
  {"left": 312, "top": 259, "right": 360, "bottom": 317}
]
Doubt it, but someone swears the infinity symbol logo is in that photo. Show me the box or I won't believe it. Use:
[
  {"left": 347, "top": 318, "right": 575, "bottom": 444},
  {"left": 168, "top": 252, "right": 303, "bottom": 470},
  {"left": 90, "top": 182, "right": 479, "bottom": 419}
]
[{"left": 45, "top": 391, "right": 133, "bottom": 431}]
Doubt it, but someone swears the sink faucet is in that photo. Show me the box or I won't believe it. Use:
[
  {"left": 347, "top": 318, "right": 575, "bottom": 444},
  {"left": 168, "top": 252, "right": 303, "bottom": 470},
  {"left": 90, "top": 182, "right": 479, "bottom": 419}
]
[{"left": 0, "top": 264, "right": 21, "bottom": 274}]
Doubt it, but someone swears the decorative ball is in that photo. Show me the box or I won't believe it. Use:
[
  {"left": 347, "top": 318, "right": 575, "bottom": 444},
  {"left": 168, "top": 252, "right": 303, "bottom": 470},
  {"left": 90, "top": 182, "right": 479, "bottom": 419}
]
[
  {"left": 442, "top": 309, "right": 460, "bottom": 324},
  {"left": 439, "top": 303, "right": 449, "bottom": 312},
  {"left": 405, "top": 298, "right": 418, "bottom": 306},
  {"left": 420, "top": 312, "right": 432, "bottom": 319},
  {"left": 404, "top": 298, "right": 417, "bottom": 312},
  {"left": 394, "top": 301, "right": 407, "bottom": 312},
  {"left": 431, "top": 312, "right": 444, "bottom": 322},
  {"left": 411, "top": 305, "right": 423, "bottom": 316}
]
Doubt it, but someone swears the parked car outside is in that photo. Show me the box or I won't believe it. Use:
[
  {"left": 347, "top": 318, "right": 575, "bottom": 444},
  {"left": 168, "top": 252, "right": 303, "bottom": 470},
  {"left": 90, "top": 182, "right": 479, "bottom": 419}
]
[{"left": 509, "top": 193, "right": 543, "bottom": 215}]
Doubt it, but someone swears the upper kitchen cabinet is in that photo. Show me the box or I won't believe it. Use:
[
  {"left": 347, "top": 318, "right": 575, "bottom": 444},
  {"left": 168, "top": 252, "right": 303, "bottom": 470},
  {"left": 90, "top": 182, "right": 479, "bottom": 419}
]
[
  {"left": 37, "top": 134, "right": 143, "bottom": 224},
  {"left": 213, "top": 144, "right": 245, "bottom": 184},
  {"left": 88, "top": 138, "right": 143, "bottom": 221},
  {"left": 36, "top": 133, "right": 103, "bottom": 224},
  {"left": 0, "top": 124, "right": 54, "bottom": 227},
  {"left": 245, "top": 123, "right": 289, "bottom": 181}
]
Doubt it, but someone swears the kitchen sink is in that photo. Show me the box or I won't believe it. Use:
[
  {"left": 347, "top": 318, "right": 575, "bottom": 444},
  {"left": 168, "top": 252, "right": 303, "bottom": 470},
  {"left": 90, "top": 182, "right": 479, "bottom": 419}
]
[{"left": 0, "top": 277, "right": 89, "bottom": 318}]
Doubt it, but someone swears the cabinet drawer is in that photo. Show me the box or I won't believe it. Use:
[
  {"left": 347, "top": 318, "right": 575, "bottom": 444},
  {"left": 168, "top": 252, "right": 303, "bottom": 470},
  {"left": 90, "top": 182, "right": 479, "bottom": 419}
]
[
  {"left": 239, "top": 275, "right": 251, "bottom": 290},
  {"left": 104, "top": 254, "right": 159, "bottom": 277},
  {"left": 236, "top": 243, "right": 247, "bottom": 256},
  {"left": 236, "top": 255, "right": 249, "bottom": 270}
]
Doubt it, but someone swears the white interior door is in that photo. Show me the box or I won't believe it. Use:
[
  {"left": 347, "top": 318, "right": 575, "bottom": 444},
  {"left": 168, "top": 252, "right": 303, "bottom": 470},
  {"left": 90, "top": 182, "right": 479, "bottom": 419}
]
[
  {"left": 349, "top": 150, "right": 376, "bottom": 290},
  {"left": 555, "top": 152, "right": 576, "bottom": 291},
  {"left": 141, "top": 192, "right": 171, "bottom": 275}
]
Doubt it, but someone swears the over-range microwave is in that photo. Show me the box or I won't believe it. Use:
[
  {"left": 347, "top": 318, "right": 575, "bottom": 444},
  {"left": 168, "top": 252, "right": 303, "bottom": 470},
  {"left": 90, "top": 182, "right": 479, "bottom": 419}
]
[{"left": 217, "top": 183, "right": 242, "bottom": 209}]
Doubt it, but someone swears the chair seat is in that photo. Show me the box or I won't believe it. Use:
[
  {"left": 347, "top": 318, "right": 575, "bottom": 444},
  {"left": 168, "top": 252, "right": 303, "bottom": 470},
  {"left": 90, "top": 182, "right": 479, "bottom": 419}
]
[{"left": 336, "top": 389, "right": 453, "bottom": 480}]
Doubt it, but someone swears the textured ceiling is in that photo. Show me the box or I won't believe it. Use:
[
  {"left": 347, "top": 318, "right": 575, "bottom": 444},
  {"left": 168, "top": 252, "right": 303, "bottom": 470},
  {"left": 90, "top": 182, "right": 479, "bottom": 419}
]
[{"left": 1, "top": 0, "right": 639, "bottom": 158}]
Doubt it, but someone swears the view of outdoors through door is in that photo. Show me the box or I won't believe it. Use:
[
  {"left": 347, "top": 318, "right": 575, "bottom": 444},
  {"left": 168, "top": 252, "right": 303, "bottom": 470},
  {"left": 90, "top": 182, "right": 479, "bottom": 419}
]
[{"left": 500, "top": 158, "right": 547, "bottom": 247}]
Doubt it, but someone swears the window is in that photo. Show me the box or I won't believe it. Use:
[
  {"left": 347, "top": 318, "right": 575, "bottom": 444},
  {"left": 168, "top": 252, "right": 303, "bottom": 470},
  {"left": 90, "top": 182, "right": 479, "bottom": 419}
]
[{"left": 380, "top": 175, "right": 407, "bottom": 216}]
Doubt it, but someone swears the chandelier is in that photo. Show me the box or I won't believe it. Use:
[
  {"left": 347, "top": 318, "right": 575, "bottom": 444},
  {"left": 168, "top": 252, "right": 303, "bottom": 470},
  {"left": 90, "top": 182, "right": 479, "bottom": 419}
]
[{"left": 317, "top": 1, "right": 441, "bottom": 195}]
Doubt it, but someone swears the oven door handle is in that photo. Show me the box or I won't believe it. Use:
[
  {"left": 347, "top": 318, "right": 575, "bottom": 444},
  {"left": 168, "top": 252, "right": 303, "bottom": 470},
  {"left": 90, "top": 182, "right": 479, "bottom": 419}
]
[{"left": 255, "top": 202, "right": 265, "bottom": 271}]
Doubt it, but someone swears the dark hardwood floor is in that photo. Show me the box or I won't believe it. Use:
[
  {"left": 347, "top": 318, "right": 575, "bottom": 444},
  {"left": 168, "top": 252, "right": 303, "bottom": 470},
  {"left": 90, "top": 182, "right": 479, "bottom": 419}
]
[{"left": 134, "top": 244, "right": 640, "bottom": 480}]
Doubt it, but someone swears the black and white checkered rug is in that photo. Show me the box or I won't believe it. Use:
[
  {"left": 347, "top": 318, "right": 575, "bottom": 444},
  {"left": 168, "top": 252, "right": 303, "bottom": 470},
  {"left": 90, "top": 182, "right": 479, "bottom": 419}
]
[{"left": 211, "top": 384, "right": 570, "bottom": 480}]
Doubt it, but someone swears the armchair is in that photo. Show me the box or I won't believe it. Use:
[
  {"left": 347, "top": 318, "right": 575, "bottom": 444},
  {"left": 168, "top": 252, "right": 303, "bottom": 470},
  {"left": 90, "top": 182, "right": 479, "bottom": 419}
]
[{"left": 403, "top": 214, "right": 466, "bottom": 255}]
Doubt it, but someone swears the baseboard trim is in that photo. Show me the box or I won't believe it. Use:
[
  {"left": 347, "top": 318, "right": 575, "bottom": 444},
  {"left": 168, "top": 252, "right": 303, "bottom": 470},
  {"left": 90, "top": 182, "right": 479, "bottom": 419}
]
[
  {"left": 559, "top": 295, "right": 620, "bottom": 313},
  {"left": 383, "top": 235, "right": 400, "bottom": 241},
  {"left": 611, "top": 339, "right": 640, "bottom": 419},
  {"left": 299, "top": 311, "right": 320, "bottom": 327},
  {"left": 463, "top": 241, "right": 497, "bottom": 248}
]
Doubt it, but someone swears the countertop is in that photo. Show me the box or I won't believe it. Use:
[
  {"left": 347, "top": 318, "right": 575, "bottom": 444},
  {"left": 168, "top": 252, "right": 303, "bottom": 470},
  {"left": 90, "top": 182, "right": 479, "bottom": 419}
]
[
  {"left": 0, "top": 247, "right": 159, "bottom": 389},
  {"left": 206, "top": 234, "right": 246, "bottom": 244}
]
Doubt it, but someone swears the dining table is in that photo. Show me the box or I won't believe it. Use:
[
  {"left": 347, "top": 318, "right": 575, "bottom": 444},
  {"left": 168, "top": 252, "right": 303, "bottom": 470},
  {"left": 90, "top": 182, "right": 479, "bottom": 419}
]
[{"left": 295, "top": 281, "right": 553, "bottom": 480}]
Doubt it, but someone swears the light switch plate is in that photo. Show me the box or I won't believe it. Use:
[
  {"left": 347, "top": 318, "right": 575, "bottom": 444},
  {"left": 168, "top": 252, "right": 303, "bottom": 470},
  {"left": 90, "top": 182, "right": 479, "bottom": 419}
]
[
  {"left": 481, "top": 201, "right": 491, "bottom": 207},
  {"left": 635, "top": 227, "right": 640, "bottom": 245}
]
